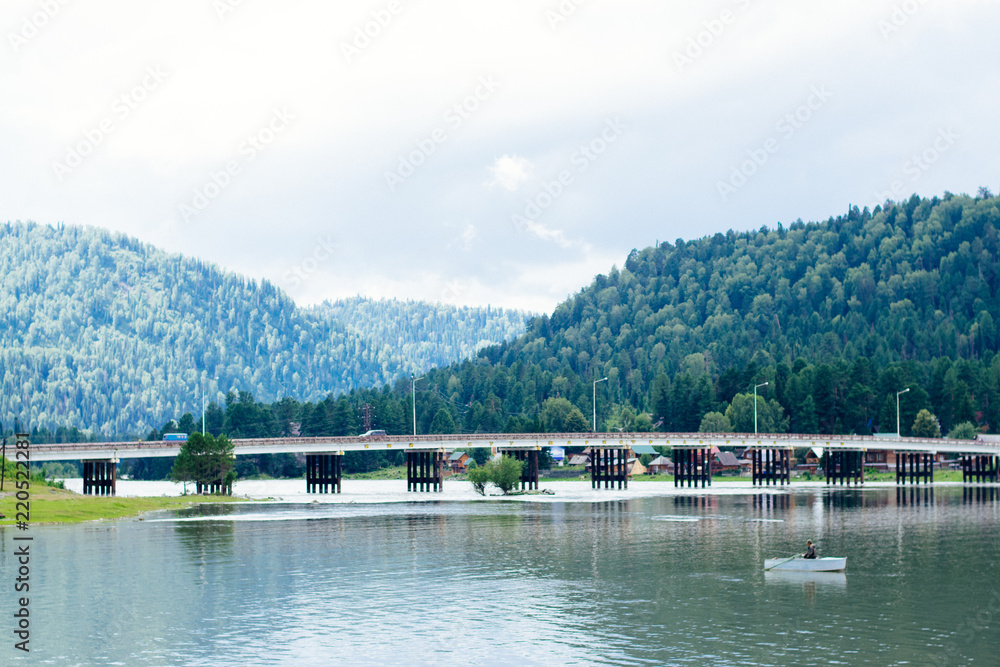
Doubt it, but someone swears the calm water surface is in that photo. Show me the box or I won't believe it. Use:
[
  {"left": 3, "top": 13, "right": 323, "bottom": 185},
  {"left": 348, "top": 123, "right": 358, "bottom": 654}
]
[{"left": 3, "top": 484, "right": 999, "bottom": 665}]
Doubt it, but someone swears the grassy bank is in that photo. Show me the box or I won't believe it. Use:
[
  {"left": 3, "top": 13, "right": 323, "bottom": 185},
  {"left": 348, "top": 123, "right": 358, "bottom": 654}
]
[
  {"left": 344, "top": 465, "right": 407, "bottom": 480},
  {"left": 0, "top": 486, "right": 243, "bottom": 526}
]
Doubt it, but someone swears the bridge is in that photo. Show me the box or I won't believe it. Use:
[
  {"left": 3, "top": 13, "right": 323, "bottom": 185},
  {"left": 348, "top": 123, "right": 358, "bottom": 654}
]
[{"left": 22, "top": 431, "right": 1000, "bottom": 496}]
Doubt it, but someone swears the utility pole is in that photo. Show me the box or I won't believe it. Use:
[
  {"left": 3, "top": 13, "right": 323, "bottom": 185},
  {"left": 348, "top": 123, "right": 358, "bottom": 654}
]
[
  {"left": 896, "top": 388, "right": 910, "bottom": 436},
  {"left": 593, "top": 377, "right": 608, "bottom": 432},
  {"left": 412, "top": 376, "right": 425, "bottom": 436},
  {"left": 362, "top": 403, "right": 373, "bottom": 432},
  {"left": 754, "top": 382, "right": 769, "bottom": 435}
]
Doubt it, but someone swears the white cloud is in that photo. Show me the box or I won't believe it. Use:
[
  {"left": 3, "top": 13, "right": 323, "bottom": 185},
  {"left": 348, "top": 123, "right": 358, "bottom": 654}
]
[
  {"left": 448, "top": 222, "right": 478, "bottom": 252},
  {"left": 1, "top": 0, "right": 997, "bottom": 315},
  {"left": 488, "top": 154, "right": 534, "bottom": 191},
  {"left": 519, "top": 219, "right": 590, "bottom": 253}
]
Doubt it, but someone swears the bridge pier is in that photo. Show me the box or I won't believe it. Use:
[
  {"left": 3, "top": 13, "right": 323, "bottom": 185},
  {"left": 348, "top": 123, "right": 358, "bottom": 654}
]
[
  {"left": 510, "top": 449, "right": 540, "bottom": 490},
  {"left": 82, "top": 459, "right": 117, "bottom": 496},
  {"left": 825, "top": 450, "right": 864, "bottom": 486},
  {"left": 306, "top": 453, "right": 342, "bottom": 493},
  {"left": 407, "top": 450, "right": 443, "bottom": 492},
  {"left": 591, "top": 448, "right": 627, "bottom": 489},
  {"left": 673, "top": 447, "right": 711, "bottom": 488},
  {"left": 962, "top": 455, "right": 999, "bottom": 483},
  {"left": 195, "top": 480, "right": 232, "bottom": 494},
  {"left": 896, "top": 452, "right": 933, "bottom": 485},
  {"left": 750, "top": 448, "right": 791, "bottom": 486}
]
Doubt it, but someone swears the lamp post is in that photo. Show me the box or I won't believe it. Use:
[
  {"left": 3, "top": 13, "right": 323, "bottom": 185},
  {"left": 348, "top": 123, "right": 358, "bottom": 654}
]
[
  {"left": 593, "top": 377, "right": 608, "bottom": 432},
  {"left": 754, "top": 382, "right": 769, "bottom": 435},
  {"left": 412, "top": 375, "right": 425, "bottom": 436},
  {"left": 896, "top": 387, "right": 910, "bottom": 436}
]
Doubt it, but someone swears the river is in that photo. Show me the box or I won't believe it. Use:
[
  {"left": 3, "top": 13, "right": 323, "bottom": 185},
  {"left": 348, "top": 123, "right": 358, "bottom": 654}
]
[{"left": 2, "top": 481, "right": 999, "bottom": 665}]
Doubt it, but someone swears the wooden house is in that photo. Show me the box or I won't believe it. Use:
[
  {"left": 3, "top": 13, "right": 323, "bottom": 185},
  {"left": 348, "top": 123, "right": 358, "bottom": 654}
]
[
  {"left": 448, "top": 451, "right": 473, "bottom": 474},
  {"left": 647, "top": 455, "right": 674, "bottom": 475},
  {"left": 711, "top": 450, "right": 741, "bottom": 475}
]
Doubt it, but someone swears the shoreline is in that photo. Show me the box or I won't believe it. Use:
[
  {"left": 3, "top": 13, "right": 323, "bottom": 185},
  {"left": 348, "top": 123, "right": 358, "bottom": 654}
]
[{"left": 3, "top": 478, "right": 993, "bottom": 527}]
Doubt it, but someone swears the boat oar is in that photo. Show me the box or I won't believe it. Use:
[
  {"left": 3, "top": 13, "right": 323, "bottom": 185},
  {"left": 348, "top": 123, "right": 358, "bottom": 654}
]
[{"left": 764, "top": 554, "right": 800, "bottom": 571}]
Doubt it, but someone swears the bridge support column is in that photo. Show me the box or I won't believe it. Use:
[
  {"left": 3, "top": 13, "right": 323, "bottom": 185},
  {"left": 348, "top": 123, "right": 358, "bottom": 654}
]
[
  {"left": 673, "top": 448, "right": 711, "bottom": 489},
  {"left": 896, "top": 452, "right": 933, "bottom": 485},
  {"left": 751, "top": 449, "right": 791, "bottom": 486},
  {"left": 510, "top": 449, "right": 540, "bottom": 490},
  {"left": 407, "top": 451, "right": 443, "bottom": 492},
  {"left": 962, "top": 455, "right": 999, "bottom": 483},
  {"left": 591, "top": 448, "right": 627, "bottom": 490},
  {"left": 825, "top": 450, "right": 863, "bottom": 486},
  {"left": 306, "top": 453, "right": 342, "bottom": 493},
  {"left": 195, "top": 478, "right": 232, "bottom": 495},
  {"left": 82, "top": 459, "right": 117, "bottom": 496}
]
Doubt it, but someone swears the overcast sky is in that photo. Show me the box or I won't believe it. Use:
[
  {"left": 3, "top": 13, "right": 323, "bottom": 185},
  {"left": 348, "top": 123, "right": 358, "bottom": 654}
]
[{"left": 2, "top": 0, "right": 997, "bottom": 313}]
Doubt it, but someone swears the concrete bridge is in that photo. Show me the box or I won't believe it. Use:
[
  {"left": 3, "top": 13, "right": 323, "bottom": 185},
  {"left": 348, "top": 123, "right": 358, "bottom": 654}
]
[{"left": 23, "top": 431, "right": 1000, "bottom": 496}]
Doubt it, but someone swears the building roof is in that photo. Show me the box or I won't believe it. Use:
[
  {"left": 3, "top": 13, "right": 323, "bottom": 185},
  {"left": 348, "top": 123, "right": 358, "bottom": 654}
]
[
  {"left": 567, "top": 454, "right": 589, "bottom": 466},
  {"left": 715, "top": 451, "right": 740, "bottom": 467},
  {"left": 448, "top": 451, "right": 468, "bottom": 461},
  {"left": 648, "top": 456, "right": 673, "bottom": 466},
  {"left": 631, "top": 444, "right": 658, "bottom": 455}
]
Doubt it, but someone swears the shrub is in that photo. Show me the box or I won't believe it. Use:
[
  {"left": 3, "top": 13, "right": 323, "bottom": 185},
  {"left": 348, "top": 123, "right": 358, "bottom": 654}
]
[
  {"left": 465, "top": 456, "right": 525, "bottom": 495},
  {"left": 467, "top": 465, "right": 491, "bottom": 496},
  {"left": 492, "top": 456, "right": 524, "bottom": 495}
]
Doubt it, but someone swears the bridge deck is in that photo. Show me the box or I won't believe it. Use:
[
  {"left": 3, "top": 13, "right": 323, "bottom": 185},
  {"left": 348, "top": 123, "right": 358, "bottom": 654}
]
[{"left": 25, "top": 432, "right": 1000, "bottom": 461}]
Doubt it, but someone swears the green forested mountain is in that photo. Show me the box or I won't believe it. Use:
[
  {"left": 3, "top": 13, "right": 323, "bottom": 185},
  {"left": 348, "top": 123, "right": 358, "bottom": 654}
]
[
  {"left": 94, "top": 192, "right": 1000, "bottom": 479},
  {"left": 0, "top": 222, "right": 531, "bottom": 436},
  {"left": 346, "top": 192, "right": 1000, "bottom": 441}
]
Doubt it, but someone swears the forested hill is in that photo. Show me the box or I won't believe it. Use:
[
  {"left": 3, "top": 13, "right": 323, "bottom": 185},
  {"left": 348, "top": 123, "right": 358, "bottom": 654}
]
[
  {"left": 314, "top": 298, "right": 520, "bottom": 369},
  {"left": 400, "top": 192, "right": 999, "bottom": 438},
  {"left": 146, "top": 192, "right": 1000, "bottom": 455},
  {"left": 0, "top": 222, "right": 531, "bottom": 437}
]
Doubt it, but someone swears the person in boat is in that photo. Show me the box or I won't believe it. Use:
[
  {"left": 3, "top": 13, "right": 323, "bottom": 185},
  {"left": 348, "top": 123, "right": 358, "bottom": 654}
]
[{"left": 802, "top": 540, "right": 817, "bottom": 559}]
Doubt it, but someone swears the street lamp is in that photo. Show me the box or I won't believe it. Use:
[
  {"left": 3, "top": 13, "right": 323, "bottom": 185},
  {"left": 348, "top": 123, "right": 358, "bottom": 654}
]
[
  {"left": 412, "top": 375, "right": 426, "bottom": 436},
  {"left": 201, "top": 376, "right": 218, "bottom": 435},
  {"left": 896, "top": 388, "right": 910, "bottom": 436},
  {"left": 754, "top": 382, "right": 769, "bottom": 435},
  {"left": 593, "top": 377, "right": 608, "bottom": 432}
]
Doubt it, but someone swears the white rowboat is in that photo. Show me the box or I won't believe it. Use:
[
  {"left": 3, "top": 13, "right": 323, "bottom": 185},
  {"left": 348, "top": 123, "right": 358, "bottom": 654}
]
[{"left": 763, "top": 557, "right": 847, "bottom": 572}]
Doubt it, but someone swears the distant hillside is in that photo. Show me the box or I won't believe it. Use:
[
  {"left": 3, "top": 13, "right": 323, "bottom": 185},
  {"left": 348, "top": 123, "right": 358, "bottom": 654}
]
[
  {"left": 314, "top": 297, "right": 525, "bottom": 370},
  {"left": 0, "top": 222, "right": 531, "bottom": 436}
]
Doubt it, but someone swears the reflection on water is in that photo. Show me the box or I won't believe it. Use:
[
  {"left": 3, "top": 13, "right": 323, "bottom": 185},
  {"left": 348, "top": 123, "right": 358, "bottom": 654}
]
[
  {"left": 897, "top": 485, "right": 935, "bottom": 506},
  {"left": 963, "top": 484, "right": 1000, "bottom": 504},
  {"left": 764, "top": 570, "right": 848, "bottom": 589},
  {"left": 2, "top": 485, "right": 999, "bottom": 665}
]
